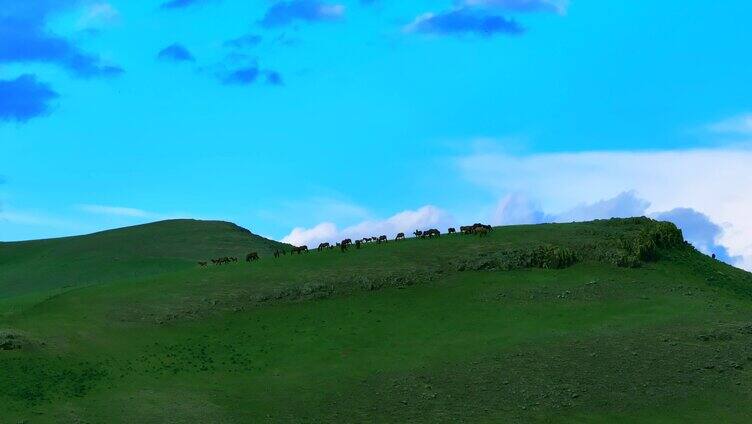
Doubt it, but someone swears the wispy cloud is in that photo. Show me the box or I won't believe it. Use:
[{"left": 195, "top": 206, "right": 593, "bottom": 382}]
[
  {"left": 77, "top": 3, "right": 120, "bottom": 30},
  {"left": 0, "top": 11, "right": 123, "bottom": 78},
  {"left": 405, "top": 8, "right": 524, "bottom": 37},
  {"left": 77, "top": 204, "right": 154, "bottom": 218},
  {"left": 260, "top": 0, "right": 345, "bottom": 28},
  {"left": 160, "top": 0, "right": 217, "bottom": 10},
  {"left": 224, "top": 34, "right": 263, "bottom": 49},
  {"left": 463, "top": 0, "right": 569, "bottom": 15},
  {"left": 0, "top": 209, "right": 81, "bottom": 231},
  {"left": 406, "top": 0, "right": 566, "bottom": 39},
  {"left": 0, "top": 75, "right": 58, "bottom": 123},
  {"left": 157, "top": 43, "right": 195, "bottom": 63},
  {"left": 708, "top": 113, "right": 752, "bottom": 136}
]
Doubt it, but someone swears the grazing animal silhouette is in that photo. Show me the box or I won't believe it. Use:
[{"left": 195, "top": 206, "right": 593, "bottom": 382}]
[
  {"left": 198, "top": 261, "right": 208, "bottom": 267},
  {"left": 246, "top": 252, "right": 259, "bottom": 262},
  {"left": 712, "top": 253, "right": 717, "bottom": 259},
  {"left": 291, "top": 246, "right": 308, "bottom": 254},
  {"left": 378, "top": 235, "right": 388, "bottom": 243},
  {"left": 473, "top": 226, "right": 490, "bottom": 237},
  {"left": 414, "top": 230, "right": 423, "bottom": 238},
  {"left": 342, "top": 238, "right": 352, "bottom": 246},
  {"left": 318, "top": 242, "right": 330, "bottom": 251},
  {"left": 448, "top": 227, "right": 456, "bottom": 234},
  {"left": 395, "top": 232, "right": 405, "bottom": 240},
  {"left": 424, "top": 229, "right": 440, "bottom": 238},
  {"left": 460, "top": 225, "right": 473, "bottom": 235},
  {"left": 340, "top": 242, "right": 348, "bottom": 252}
]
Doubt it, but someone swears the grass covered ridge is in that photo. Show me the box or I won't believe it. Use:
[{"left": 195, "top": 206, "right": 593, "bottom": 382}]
[
  {"left": 0, "top": 219, "right": 290, "bottom": 299},
  {"left": 2, "top": 217, "right": 752, "bottom": 423}
]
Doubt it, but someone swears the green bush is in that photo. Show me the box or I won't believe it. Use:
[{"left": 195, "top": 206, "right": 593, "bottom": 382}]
[
  {"left": 534, "top": 245, "right": 578, "bottom": 269},
  {"left": 605, "top": 220, "right": 685, "bottom": 266}
]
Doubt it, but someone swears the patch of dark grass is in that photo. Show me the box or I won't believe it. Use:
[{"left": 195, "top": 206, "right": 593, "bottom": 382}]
[
  {"left": 314, "top": 323, "right": 752, "bottom": 422},
  {"left": 0, "top": 357, "right": 108, "bottom": 406}
]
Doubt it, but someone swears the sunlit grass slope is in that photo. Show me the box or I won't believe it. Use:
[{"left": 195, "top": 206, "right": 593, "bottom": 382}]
[
  {"left": 2, "top": 218, "right": 752, "bottom": 423},
  {"left": 0, "top": 219, "right": 289, "bottom": 299}
]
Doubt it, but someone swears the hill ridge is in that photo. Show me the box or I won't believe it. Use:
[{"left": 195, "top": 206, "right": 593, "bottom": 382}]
[{"left": 0, "top": 219, "right": 289, "bottom": 298}]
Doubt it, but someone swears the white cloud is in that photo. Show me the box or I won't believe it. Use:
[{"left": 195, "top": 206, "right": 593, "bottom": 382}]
[
  {"left": 457, "top": 147, "right": 752, "bottom": 270},
  {"left": 78, "top": 204, "right": 153, "bottom": 218},
  {"left": 281, "top": 205, "right": 453, "bottom": 247},
  {"left": 77, "top": 3, "right": 120, "bottom": 29},
  {"left": 281, "top": 222, "right": 338, "bottom": 247},
  {"left": 708, "top": 113, "right": 752, "bottom": 136},
  {"left": 319, "top": 4, "right": 345, "bottom": 18},
  {"left": 554, "top": 190, "right": 650, "bottom": 223},
  {"left": 492, "top": 191, "right": 652, "bottom": 226},
  {"left": 491, "top": 193, "right": 545, "bottom": 225},
  {"left": 653, "top": 207, "right": 739, "bottom": 263}
]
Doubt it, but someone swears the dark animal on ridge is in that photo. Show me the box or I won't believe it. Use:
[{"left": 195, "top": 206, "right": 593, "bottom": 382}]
[
  {"left": 414, "top": 230, "right": 423, "bottom": 238},
  {"left": 395, "top": 232, "right": 405, "bottom": 240},
  {"left": 342, "top": 238, "right": 352, "bottom": 246},
  {"left": 318, "top": 242, "right": 330, "bottom": 251},
  {"left": 424, "top": 229, "right": 440, "bottom": 238},
  {"left": 246, "top": 252, "right": 259, "bottom": 262},
  {"left": 291, "top": 246, "right": 308, "bottom": 254},
  {"left": 448, "top": 227, "right": 456, "bottom": 234},
  {"left": 213, "top": 257, "right": 231, "bottom": 265},
  {"left": 378, "top": 235, "right": 388, "bottom": 243},
  {"left": 473, "top": 226, "right": 490, "bottom": 237},
  {"left": 340, "top": 242, "right": 348, "bottom": 252}
]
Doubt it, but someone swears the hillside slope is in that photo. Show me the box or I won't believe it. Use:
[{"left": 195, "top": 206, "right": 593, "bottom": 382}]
[
  {"left": 2, "top": 218, "right": 752, "bottom": 423},
  {"left": 0, "top": 219, "right": 289, "bottom": 299}
]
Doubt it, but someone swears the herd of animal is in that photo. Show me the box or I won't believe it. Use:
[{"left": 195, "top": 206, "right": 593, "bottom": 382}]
[{"left": 198, "top": 223, "right": 493, "bottom": 267}]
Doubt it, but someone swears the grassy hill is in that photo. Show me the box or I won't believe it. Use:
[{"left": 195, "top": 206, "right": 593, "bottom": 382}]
[
  {"left": 0, "top": 219, "right": 290, "bottom": 300},
  {"left": 2, "top": 218, "right": 752, "bottom": 422}
]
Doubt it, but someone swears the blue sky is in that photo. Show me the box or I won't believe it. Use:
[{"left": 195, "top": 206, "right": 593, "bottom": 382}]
[{"left": 2, "top": 0, "right": 752, "bottom": 269}]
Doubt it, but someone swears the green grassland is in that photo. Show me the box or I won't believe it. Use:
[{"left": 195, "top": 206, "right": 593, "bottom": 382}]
[
  {"left": 2, "top": 218, "right": 752, "bottom": 423},
  {"left": 0, "top": 220, "right": 289, "bottom": 300}
]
